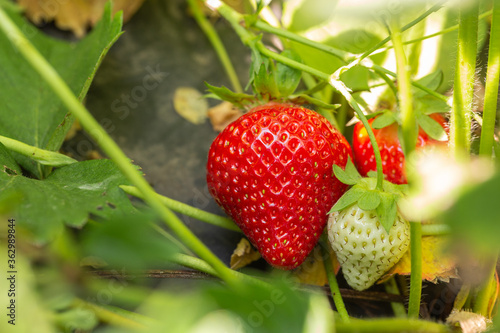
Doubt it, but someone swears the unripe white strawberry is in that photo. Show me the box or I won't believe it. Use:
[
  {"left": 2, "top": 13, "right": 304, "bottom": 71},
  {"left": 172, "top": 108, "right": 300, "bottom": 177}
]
[{"left": 327, "top": 204, "right": 410, "bottom": 291}]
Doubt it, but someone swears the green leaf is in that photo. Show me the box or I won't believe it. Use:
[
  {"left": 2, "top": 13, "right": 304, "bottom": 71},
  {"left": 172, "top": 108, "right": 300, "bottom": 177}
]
[
  {"left": 416, "top": 113, "right": 447, "bottom": 141},
  {"left": 82, "top": 211, "right": 179, "bottom": 270},
  {"left": 329, "top": 186, "right": 365, "bottom": 213},
  {"left": 0, "top": 143, "right": 138, "bottom": 243},
  {"left": 372, "top": 111, "right": 397, "bottom": 129},
  {"left": 413, "top": 70, "right": 444, "bottom": 97},
  {"left": 205, "top": 83, "right": 255, "bottom": 108},
  {"left": 332, "top": 157, "right": 360, "bottom": 185},
  {"left": 441, "top": 171, "right": 500, "bottom": 253},
  {"left": 0, "top": 3, "right": 122, "bottom": 178},
  {"left": 417, "top": 95, "right": 450, "bottom": 115},
  {"left": 357, "top": 190, "right": 381, "bottom": 211},
  {"left": 254, "top": 57, "right": 279, "bottom": 98},
  {"left": 376, "top": 192, "right": 398, "bottom": 234},
  {"left": 276, "top": 49, "right": 302, "bottom": 96},
  {"left": 283, "top": 0, "right": 338, "bottom": 32}
]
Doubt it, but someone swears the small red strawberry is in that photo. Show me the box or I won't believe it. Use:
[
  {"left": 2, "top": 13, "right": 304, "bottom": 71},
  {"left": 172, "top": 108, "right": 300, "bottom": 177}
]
[
  {"left": 352, "top": 113, "right": 448, "bottom": 184},
  {"left": 207, "top": 103, "right": 352, "bottom": 269}
]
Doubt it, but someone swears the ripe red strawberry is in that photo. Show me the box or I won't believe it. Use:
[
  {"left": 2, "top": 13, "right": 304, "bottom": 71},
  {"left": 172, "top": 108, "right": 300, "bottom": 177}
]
[
  {"left": 352, "top": 113, "right": 448, "bottom": 184},
  {"left": 207, "top": 103, "right": 352, "bottom": 269}
]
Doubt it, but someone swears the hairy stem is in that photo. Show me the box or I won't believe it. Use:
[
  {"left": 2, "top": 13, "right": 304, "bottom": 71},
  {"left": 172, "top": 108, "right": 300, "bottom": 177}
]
[
  {"left": 390, "top": 20, "right": 422, "bottom": 319},
  {"left": 451, "top": 2, "right": 479, "bottom": 158},
  {"left": 479, "top": 0, "right": 500, "bottom": 157}
]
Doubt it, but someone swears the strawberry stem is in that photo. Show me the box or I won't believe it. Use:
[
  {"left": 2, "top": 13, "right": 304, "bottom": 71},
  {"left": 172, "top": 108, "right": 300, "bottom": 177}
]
[
  {"left": 390, "top": 19, "right": 423, "bottom": 319},
  {"left": 0, "top": 8, "right": 244, "bottom": 291},
  {"left": 187, "top": 0, "right": 243, "bottom": 94},
  {"left": 385, "top": 277, "right": 407, "bottom": 318},
  {"left": 451, "top": 1, "right": 479, "bottom": 158},
  {"left": 251, "top": 20, "right": 353, "bottom": 63},
  {"left": 479, "top": 0, "right": 500, "bottom": 157},
  {"left": 0, "top": 134, "right": 77, "bottom": 167},
  {"left": 120, "top": 185, "right": 241, "bottom": 232},
  {"left": 320, "top": 237, "right": 350, "bottom": 323},
  {"left": 473, "top": 254, "right": 499, "bottom": 317}
]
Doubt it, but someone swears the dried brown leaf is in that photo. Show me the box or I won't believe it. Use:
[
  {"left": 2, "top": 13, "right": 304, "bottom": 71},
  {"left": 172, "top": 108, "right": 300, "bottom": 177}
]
[
  {"left": 18, "top": 0, "right": 145, "bottom": 38},
  {"left": 446, "top": 310, "right": 492, "bottom": 333},
  {"left": 230, "top": 238, "right": 261, "bottom": 270},
  {"left": 207, "top": 101, "right": 242, "bottom": 132},
  {"left": 173, "top": 87, "right": 208, "bottom": 125}
]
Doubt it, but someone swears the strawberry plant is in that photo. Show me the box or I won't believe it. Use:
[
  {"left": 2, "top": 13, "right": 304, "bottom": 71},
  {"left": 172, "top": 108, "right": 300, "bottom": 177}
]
[{"left": 0, "top": 0, "right": 499, "bottom": 332}]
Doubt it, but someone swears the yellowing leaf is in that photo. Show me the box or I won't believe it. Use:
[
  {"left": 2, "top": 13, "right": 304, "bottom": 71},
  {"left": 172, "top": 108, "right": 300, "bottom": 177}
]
[
  {"left": 292, "top": 247, "right": 340, "bottom": 286},
  {"left": 382, "top": 235, "right": 458, "bottom": 283},
  {"left": 18, "top": 0, "right": 145, "bottom": 38},
  {"left": 173, "top": 87, "right": 209, "bottom": 125},
  {"left": 207, "top": 101, "right": 242, "bottom": 132},
  {"left": 230, "top": 238, "right": 261, "bottom": 270}
]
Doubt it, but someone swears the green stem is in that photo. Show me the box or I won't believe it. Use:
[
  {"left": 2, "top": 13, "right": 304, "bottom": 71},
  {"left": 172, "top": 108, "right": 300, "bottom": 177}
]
[
  {"left": 473, "top": 254, "right": 499, "bottom": 317},
  {"left": 408, "top": 222, "right": 423, "bottom": 318},
  {"left": 479, "top": 0, "right": 500, "bottom": 157},
  {"left": 252, "top": 20, "right": 352, "bottom": 62},
  {"left": 391, "top": 20, "right": 422, "bottom": 318},
  {"left": 335, "top": 318, "right": 451, "bottom": 333},
  {"left": 0, "top": 134, "right": 77, "bottom": 167},
  {"left": 385, "top": 277, "right": 407, "bottom": 318},
  {"left": 373, "top": 10, "right": 493, "bottom": 55},
  {"left": 391, "top": 21, "right": 417, "bottom": 157},
  {"left": 355, "top": 1, "right": 447, "bottom": 64},
  {"left": 0, "top": 7, "right": 242, "bottom": 290},
  {"left": 320, "top": 237, "right": 350, "bottom": 323},
  {"left": 371, "top": 64, "right": 448, "bottom": 102},
  {"left": 451, "top": 2, "right": 479, "bottom": 158},
  {"left": 328, "top": 77, "right": 384, "bottom": 191},
  {"left": 72, "top": 298, "right": 153, "bottom": 330},
  {"left": 121, "top": 185, "right": 241, "bottom": 232},
  {"left": 188, "top": 0, "right": 243, "bottom": 93}
]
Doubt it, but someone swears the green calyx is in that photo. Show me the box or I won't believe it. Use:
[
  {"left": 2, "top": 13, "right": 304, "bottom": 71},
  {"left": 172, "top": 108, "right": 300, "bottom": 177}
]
[{"left": 329, "top": 157, "right": 408, "bottom": 233}]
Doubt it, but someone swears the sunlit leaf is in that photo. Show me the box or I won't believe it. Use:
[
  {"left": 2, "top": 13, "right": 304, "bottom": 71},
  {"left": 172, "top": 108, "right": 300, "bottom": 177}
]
[{"left": 382, "top": 235, "right": 458, "bottom": 283}]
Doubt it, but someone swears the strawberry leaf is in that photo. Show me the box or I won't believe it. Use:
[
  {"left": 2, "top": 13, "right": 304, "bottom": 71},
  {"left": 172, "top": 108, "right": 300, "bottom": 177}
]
[
  {"left": 205, "top": 83, "right": 255, "bottom": 108},
  {"left": 0, "top": 4, "right": 122, "bottom": 179},
  {"left": 357, "top": 190, "right": 381, "bottom": 211},
  {"left": 376, "top": 192, "right": 398, "bottom": 233},
  {"left": 372, "top": 111, "right": 397, "bottom": 129},
  {"left": 328, "top": 186, "right": 365, "bottom": 213},
  {"left": 413, "top": 70, "right": 444, "bottom": 97},
  {"left": 0, "top": 143, "right": 138, "bottom": 243},
  {"left": 276, "top": 49, "right": 302, "bottom": 97},
  {"left": 416, "top": 113, "right": 448, "bottom": 141},
  {"left": 332, "top": 157, "right": 361, "bottom": 186}
]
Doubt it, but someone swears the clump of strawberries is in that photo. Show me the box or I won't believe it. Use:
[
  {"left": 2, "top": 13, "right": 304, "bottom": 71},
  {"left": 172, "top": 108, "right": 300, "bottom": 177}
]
[{"left": 205, "top": 47, "right": 448, "bottom": 289}]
